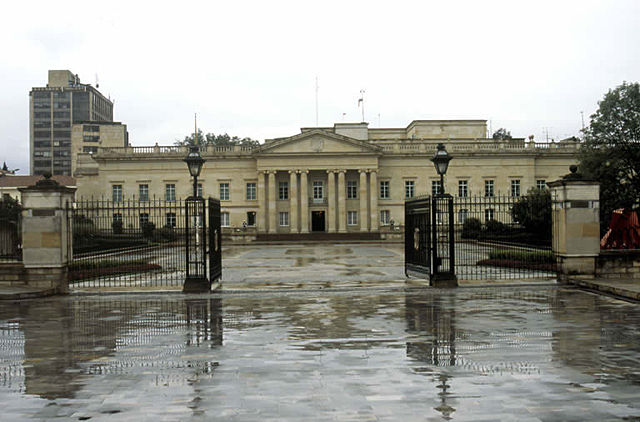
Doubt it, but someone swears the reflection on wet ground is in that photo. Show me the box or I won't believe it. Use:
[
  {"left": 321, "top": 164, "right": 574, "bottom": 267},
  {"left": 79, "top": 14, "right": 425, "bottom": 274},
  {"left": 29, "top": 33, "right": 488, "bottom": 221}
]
[{"left": 1, "top": 287, "right": 640, "bottom": 421}]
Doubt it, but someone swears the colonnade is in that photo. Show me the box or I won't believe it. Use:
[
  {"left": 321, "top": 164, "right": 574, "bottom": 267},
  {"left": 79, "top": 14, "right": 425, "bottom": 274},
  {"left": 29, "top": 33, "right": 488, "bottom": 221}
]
[{"left": 256, "top": 169, "right": 379, "bottom": 234}]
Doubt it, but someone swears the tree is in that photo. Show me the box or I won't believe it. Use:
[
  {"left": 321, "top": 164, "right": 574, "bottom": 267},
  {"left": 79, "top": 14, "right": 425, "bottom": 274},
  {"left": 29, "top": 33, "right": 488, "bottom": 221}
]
[
  {"left": 492, "top": 128, "right": 512, "bottom": 140},
  {"left": 579, "top": 81, "right": 640, "bottom": 229},
  {"left": 0, "top": 196, "right": 21, "bottom": 221},
  {"left": 511, "top": 188, "right": 552, "bottom": 240},
  {"left": 174, "top": 130, "right": 260, "bottom": 147}
]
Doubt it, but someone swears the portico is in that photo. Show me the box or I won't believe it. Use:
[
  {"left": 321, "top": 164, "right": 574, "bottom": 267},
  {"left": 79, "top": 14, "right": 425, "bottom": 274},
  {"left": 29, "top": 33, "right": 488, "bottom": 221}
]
[{"left": 256, "top": 167, "right": 379, "bottom": 234}]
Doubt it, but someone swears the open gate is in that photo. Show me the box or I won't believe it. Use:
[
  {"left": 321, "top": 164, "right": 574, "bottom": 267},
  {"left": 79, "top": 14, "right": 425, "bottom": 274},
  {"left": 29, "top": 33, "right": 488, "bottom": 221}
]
[
  {"left": 208, "top": 198, "right": 222, "bottom": 282},
  {"left": 68, "top": 197, "right": 222, "bottom": 289},
  {"left": 405, "top": 195, "right": 455, "bottom": 283},
  {"left": 405, "top": 193, "right": 557, "bottom": 282}
]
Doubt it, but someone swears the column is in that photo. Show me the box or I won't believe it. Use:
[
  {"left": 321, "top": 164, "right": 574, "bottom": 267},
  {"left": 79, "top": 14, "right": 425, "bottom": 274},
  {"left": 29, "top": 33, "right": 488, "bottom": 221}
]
[
  {"left": 369, "top": 170, "right": 379, "bottom": 232},
  {"left": 359, "top": 170, "right": 368, "bottom": 231},
  {"left": 289, "top": 170, "right": 298, "bottom": 233},
  {"left": 337, "top": 170, "right": 346, "bottom": 233},
  {"left": 268, "top": 171, "right": 277, "bottom": 234},
  {"left": 327, "top": 170, "right": 336, "bottom": 233},
  {"left": 257, "top": 171, "right": 266, "bottom": 233},
  {"left": 300, "top": 170, "right": 309, "bottom": 233}
]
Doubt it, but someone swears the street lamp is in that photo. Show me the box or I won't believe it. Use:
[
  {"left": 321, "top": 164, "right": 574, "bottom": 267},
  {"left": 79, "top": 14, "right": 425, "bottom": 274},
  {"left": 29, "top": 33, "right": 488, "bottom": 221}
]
[
  {"left": 184, "top": 145, "right": 206, "bottom": 197},
  {"left": 183, "top": 145, "right": 208, "bottom": 293},
  {"left": 430, "top": 143, "right": 452, "bottom": 195}
]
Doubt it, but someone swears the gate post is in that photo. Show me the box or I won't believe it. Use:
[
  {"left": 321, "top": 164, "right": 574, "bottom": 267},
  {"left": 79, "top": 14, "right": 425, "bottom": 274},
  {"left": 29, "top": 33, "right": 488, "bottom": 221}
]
[
  {"left": 431, "top": 194, "right": 458, "bottom": 287},
  {"left": 18, "top": 174, "right": 76, "bottom": 294},
  {"left": 183, "top": 196, "right": 210, "bottom": 293},
  {"left": 548, "top": 166, "right": 600, "bottom": 279}
]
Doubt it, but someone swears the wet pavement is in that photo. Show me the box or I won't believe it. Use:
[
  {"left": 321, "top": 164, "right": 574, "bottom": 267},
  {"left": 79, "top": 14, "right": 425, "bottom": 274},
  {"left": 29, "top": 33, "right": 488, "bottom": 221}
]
[{"left": 2, "top": 287, "right": 640, "bottom": 421}]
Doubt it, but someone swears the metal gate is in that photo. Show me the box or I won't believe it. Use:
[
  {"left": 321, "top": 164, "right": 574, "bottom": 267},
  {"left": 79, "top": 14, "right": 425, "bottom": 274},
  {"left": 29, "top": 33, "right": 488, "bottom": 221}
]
[
  {"left": 405, "top": 195, "right": 455, "bottom": 283},
  {"left": 405, "top": 193, "right": 556, "bottom": 282},
  {"left": 208, "top": 198, "right": 222, "bottom": 282},
  {"left": 68, "top": 198, "right": 222, "bottom": 289},
  {"left": 404, "top": 196, "right": 431, "bottom": 276}
]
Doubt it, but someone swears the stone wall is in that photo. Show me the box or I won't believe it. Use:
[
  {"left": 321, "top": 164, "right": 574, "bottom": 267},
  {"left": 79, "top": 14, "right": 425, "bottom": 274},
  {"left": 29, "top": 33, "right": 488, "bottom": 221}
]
[{"left": 596, "top": 250, "right": 640, "bottom": 280}]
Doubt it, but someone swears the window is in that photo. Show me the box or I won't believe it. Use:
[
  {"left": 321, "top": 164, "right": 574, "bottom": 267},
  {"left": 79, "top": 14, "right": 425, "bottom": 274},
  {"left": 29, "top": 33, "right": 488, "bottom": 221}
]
[
  {"left": 458, "top": 209, "right": 469, "bottom": 223},
  {"left": 405, "top": 180, "right": 415, "bottom": 198},
  {"left": 82, "top": 146, "right": 98, "bottom": 154},
  {"left": 164, "top": 184, "right": 176, "bottom": 201},
  {"left": 246, "top": 182, "right": 256, "bottom": 200},
  {"left": 112, "top": 185, "right": 122, "bottom": 202},
  {"left": 139, "top": 213, "right": 149, "bottom": 226},
  {"left": 197, "top": 183, "right": 203, "bottom": 198},
  {"left": 347, "top": 211, "right": 358, "bottom": 225},
  {"left": 379, "top": 181, "right": 389, "bottom": 199},
  {"left": 278, "top": 181, "right": 289, "bottom": 200},
  {"left": 247, "top": 212, "right": 256, "bottom": 226},
  {"left": 139, "top": 184, "right": 149, "bottom": 201},
  {"left": 485, "top": 180, "right": 495, "bottom": 197},
  {"left": 380, "top": 210, "right": 390, "bottom": 225},
  {"left": 221, "top": 212, "right": 230, "bottom": 227},
  {"left": 219, "top": 183, "right": 230, "bottom": 201},
  {"left": 313, "top": 181, "right": 324, "bottom": 200},
  {"left": 432, "top": 180, "right": 441, "bottom": 196},
  {"left": 458, "top": 180, "right": 468, "bottom": 198},
  {"left": 511, "top": 180, "right": 521, "bottom": 197},
  {"left": 347, "top": 180, "right": 358, "bottom": 199},
  {"left": 166, "top": 212, "right": 176, "bottom": 228},
  {"left": 485, "top": 208, "right": 494, "bottom": 222},
  {"left": 536, "top": 179, "right": 546, "bottom": 190},
  {"left": 112, "top": 213, "right": 122, "bottom": 223},
  {"left": 279, "top": 212, "right": 289, "bottom": 226}
]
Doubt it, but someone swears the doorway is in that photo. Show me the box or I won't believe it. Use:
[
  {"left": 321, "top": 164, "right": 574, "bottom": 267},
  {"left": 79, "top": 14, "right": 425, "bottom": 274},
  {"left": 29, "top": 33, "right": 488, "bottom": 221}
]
[{"left": 311, "top": 211, "right": 325, "bottom": 232}]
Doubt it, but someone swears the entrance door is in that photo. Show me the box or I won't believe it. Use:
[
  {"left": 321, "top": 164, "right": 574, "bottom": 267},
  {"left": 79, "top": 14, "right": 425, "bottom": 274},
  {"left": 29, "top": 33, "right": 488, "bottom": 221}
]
[{"left": 311, "top": 211, "right": 325, "bottom": 232}]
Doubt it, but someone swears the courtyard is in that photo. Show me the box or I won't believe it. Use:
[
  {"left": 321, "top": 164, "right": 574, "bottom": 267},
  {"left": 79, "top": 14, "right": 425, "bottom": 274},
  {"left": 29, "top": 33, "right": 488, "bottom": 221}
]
[
  {"left": 2, "top": 243, "right": 640, "bottom": 421},
  {"left": 1, "top": 287, "right": 639, "bottom": 421}
]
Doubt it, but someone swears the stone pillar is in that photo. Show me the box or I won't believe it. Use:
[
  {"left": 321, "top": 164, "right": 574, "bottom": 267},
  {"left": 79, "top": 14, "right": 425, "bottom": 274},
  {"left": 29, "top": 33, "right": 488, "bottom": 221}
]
[
  {"left": 289, "top": 170, "right": 298, "bottom": 233},
  {"left": 548, "top": 166, "right": 600, "bottom": 279},
  {"left": 300, "top": 170, "right": 309, "bottom": 233},
  {"left": 327, "top": 170, "right": 336, "bottom": 233},
  {"left": 359, "top": 170, "right": 368, "bottom": 232},
  {"left": 257, "top": 171, "right": 266, "bottom": 233},
  {"left": 337, "top": 170, "right": 346, "bottom": 233},
  {"left": 369, "top": 170, "right": 379, "bottom": 233},
  {"left": 19, "top": 176, "right": 76, "bottom": 294},
  {"left": 268, "top": 171, "right": 277, "bottom": 234}
]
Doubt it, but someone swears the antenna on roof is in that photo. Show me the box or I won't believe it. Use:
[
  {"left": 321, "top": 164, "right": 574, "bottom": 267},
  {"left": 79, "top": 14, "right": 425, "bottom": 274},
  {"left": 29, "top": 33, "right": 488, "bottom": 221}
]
[
  {"left": 314, "top": 76, "right": 319, "bottom": 126},
  {"left": 95, "top": 73, "right": 99, "bottom": 88}
]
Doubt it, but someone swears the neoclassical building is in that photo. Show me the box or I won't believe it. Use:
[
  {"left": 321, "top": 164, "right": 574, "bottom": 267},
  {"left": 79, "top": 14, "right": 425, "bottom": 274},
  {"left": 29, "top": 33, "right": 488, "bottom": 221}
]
[{"left": 74, "top": 120, "right": 579, "bottom": 237}]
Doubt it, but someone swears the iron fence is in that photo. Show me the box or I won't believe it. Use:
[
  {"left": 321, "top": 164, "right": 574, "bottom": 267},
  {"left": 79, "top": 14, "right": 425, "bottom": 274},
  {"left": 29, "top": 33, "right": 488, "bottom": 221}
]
[
  {"left": 453, "top": 193, "right": 555, "bottom": 280},
  {"left": 0, "top": 217, "right": 21, "bottom": 262},
  {"left": 68, "top": 198, "right": 188, "bottom": 288}
]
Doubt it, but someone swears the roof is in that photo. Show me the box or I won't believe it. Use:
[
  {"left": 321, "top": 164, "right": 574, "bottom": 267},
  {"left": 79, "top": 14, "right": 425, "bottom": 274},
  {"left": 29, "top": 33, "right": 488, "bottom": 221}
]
[{"left": 0, "top": 175, "right": 76, "bottom": 188}]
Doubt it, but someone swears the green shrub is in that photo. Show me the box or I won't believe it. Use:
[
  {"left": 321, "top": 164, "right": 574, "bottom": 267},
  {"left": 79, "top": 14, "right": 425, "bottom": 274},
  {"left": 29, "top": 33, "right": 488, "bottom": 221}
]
[
  {"left": 153, "top": 227, "right": 178, "bottom": 242},
  {"left": 462, "top": 218, "right": 482, "bottom": 239},
  {"left": 484, "top": 219, "right": 506, "bottom": 233},
  {"left": 141, "top": 221, "right": 155, "bottom": 238},
  {"left": 488, "top": 248, "right": 555, "bottom": 264},
  {"left": 112, "top": 220, "right": 123, "bottom": 234}
]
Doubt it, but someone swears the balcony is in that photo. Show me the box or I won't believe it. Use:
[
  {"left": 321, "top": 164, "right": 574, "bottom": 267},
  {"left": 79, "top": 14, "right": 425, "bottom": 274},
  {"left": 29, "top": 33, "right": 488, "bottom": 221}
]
[{"left": 309, "top": 198, "right": 327, "bottom": 206}]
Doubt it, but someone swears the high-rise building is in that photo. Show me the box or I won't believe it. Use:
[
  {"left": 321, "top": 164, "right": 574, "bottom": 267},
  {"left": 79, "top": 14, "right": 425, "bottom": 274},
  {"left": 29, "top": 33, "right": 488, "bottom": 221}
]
[{"left": 29, "top": 70, "right": 114, "bottom": 175}]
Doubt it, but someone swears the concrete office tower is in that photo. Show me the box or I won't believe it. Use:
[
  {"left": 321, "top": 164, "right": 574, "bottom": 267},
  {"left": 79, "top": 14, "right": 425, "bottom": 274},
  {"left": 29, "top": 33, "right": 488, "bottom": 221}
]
[{"left": 29, "top": 70, "right": 114, "bottom": 176}]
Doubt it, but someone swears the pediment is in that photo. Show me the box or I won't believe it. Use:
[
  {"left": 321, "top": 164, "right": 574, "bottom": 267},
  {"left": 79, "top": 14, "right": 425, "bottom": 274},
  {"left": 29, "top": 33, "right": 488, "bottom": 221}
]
[{"left": 258, "top": 130, "right": 381, "bottom": 155}]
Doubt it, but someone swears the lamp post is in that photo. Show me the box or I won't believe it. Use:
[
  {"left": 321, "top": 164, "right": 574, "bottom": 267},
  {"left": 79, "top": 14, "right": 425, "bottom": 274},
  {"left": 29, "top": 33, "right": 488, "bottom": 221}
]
[
  {"left": 430, "top": 143, "right": 452, "bottom": 195},
  {"left": 184, "top": 145, "right": 205, "bottom": 198},
  {"left": 183, "top": 144, "right": 209, "bottom": 293},
  {"left": 429, "top": 143, "right": 457, "bottom": 287}
]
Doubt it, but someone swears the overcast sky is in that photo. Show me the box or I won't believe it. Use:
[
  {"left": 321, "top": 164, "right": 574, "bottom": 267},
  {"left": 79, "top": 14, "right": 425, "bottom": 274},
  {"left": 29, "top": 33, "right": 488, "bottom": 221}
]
[{"left": 1, "top": 0, "right": 638, "bottom": 174}]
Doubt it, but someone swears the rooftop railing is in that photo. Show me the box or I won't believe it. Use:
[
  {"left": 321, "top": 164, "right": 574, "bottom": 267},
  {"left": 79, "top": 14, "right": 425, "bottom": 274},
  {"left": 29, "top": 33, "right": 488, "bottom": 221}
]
[{"left": 96, "top": 139, "right": 579, "bottom": 157}]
